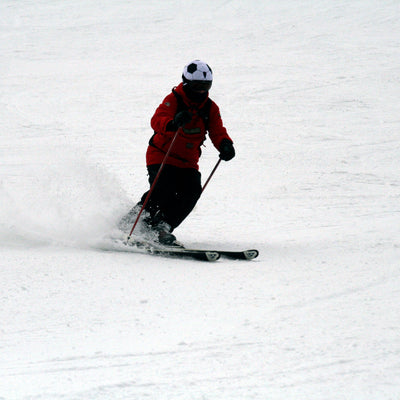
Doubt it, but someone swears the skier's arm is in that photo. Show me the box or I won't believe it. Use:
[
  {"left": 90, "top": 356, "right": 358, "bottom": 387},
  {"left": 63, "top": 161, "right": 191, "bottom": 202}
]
[
  {"left": 208, "top": 102, "right": 235, "bottom": 160},
  {"left": 150, "top": 93, "right": 179, "bottom": 134}
]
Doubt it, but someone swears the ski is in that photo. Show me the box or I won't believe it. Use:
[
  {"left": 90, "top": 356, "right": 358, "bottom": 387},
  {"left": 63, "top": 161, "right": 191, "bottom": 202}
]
[
  {"left": 103, "top": 235, "right": 258, "bottom": 261},
  {"left": 131, "top": 241, "right": 259, "bottom": 261},
  {"left": 136, "top": 246, "right": 258, "bottom": 261}
]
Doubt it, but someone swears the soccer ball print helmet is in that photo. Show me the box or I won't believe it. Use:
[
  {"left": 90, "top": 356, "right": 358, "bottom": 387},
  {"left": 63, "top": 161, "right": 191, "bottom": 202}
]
[{"left": 182, "top": 60, "right": 213, "bottom": 92}]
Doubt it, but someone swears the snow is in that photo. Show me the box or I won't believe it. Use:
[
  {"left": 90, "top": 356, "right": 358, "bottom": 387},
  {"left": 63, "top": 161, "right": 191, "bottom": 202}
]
[{"left": 1, "top": 0, "right": 400, "bottom": 399}]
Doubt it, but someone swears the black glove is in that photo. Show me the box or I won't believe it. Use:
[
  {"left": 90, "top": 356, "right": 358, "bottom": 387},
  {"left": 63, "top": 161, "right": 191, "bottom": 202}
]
[
  {"left": 173, "top": 110, "right": 192, "bottom": 128},
  {"left": 219, "top": 139, "right": 235, "bottom": 161}
]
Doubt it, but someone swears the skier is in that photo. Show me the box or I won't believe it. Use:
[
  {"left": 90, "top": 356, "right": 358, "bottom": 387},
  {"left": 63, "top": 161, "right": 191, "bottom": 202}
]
[{"left": 120, "top": 60, "right": 235, "bottom": 246}]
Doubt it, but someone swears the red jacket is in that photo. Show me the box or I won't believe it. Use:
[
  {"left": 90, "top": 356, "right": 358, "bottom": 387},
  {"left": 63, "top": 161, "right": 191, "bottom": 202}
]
[{"left": 146, "top": 83, "right": 232, "bottom": 169}]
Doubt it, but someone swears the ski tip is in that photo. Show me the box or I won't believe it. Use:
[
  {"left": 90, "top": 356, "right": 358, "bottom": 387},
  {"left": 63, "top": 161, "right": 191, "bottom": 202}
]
[
  {"left": 205, "top": 251, "right": 220, "bottom": 262},
  {"left": 243, "top": 249, "right": 259, "bottom": 260}
]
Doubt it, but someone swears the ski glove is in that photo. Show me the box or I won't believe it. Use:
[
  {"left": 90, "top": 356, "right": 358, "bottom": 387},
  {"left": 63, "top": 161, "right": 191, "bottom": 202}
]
[
  {"left": 173, "top": 110, "right": 192, "bottom": 128},
  {"left": 219, "top": 139, "right": 235, "bottom": 161}
]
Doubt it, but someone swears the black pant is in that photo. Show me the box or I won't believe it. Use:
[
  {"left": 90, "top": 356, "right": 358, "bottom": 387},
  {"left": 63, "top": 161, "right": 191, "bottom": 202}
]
[{"left": 141, "top": 164, "right": 202, "bottom": 231}]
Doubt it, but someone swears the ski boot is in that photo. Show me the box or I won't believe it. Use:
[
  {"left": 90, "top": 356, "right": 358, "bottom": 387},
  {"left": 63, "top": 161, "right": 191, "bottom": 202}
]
[{"left": 154, "top": 221, "right": 182, "bottom": 247}]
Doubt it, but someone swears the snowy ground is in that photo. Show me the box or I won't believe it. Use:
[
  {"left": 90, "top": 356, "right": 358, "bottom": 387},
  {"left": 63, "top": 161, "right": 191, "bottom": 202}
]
[{"left": 1, "top": 1, "right": 400, "bottom": 399}]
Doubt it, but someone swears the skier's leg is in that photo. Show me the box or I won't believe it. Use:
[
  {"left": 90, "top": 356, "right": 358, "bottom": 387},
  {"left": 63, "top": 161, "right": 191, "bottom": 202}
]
[{"left": 167, "top": 168, "right": 202, "bottom": 229}]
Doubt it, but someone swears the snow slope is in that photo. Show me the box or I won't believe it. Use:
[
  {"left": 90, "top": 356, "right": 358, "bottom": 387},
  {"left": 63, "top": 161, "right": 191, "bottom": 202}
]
[{"left": 1, "top": 1, "right": 400, "bottom": 399}]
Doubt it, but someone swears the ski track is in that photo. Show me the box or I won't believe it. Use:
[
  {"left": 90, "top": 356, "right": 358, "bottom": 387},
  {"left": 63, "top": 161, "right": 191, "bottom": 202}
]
[{"left": 1, "top": 1, "right": 400, "bottom": 399}]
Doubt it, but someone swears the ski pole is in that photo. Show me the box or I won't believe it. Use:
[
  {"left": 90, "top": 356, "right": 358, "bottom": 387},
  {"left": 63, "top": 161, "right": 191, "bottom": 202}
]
[
  {"left": 201, "top": 158, "right": 222, "bottom": 194},
  {"left": 127, "top": 128, "right": 181, "bottom": 242}
]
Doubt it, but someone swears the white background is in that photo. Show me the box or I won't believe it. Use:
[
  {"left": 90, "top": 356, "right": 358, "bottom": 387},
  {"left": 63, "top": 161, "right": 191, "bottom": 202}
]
[{"left": 1, "top": 1, "right": 399, "bottom": 399}]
